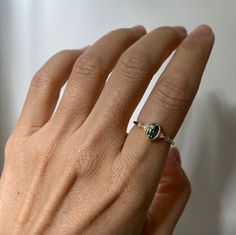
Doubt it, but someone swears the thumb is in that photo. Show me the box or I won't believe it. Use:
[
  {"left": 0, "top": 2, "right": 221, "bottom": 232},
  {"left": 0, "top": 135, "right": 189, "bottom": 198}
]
[{"left": 141, "top": 147, "right": 191, "bottom": 235}]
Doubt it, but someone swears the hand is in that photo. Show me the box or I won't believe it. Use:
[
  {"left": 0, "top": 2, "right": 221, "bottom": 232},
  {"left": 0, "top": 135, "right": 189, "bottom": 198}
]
[
  {"left": 140, "top": 147, "right": 191, "bottom": 235},
  {"left": 0, "top": 25, "right": 214, "bottom": 234}
]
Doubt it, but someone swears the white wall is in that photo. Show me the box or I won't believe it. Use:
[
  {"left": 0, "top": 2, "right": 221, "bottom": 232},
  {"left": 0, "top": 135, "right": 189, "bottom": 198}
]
[{"left": 0, "top": 1, "right": 235, "bottom": 234}]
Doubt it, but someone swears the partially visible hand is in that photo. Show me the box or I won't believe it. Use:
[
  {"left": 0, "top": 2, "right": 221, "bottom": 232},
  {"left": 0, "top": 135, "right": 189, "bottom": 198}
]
[
  {"left": 141, "top": 147, "right": 191, "bottom": 235},
  {"left": 0, "top": 24, "right": 214, "bottom": 235}
]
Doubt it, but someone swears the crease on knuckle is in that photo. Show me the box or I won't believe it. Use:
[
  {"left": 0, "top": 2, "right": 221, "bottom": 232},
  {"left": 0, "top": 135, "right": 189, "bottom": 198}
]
[
  {"left": 4, "top": 135, "right": 28, "bottom": 160},
  {"left": 72, "top": 52, "right": 104, "bottom": 77},
  {"left": 69, "top": 136, "right": 105, "bottom": 177},
  {"left": 177, "top": 38, "right": 206, "bottom": 68},
  {"left": 70, "top": 147, "right": 96, "bottom": 177},
  {"left": 116, "top": 50, "right": 152, "bottom": 80},
  {"left": 31, "top": 50, "right": 76, "bottom": 90},
  {"left": 31, "top": 70, "right": 58, "bottom": 90},
  {"left": 155, "top": 72, "right": 192, "bottom": 114},
  {"left": 179, "top": 37, "right": 203, "bottom": 57}
]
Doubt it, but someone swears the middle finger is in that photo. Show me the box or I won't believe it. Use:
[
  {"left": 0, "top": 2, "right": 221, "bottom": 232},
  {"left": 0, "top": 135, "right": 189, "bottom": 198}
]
[
  {"left": 81, "top": 26, "right": 187, "bottom": 137},
  {"left": 50, "top": 26, "right": 146, "bottom": 132}
]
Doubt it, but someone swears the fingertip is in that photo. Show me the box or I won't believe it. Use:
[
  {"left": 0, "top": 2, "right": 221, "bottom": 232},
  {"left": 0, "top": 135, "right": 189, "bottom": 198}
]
[
  {"left": 190, "top": 24, "right": 213, "bottom": 37},
  {"left": 190, "top": 24, "right": 215, "bottom": 44},
  {"left": 131, "top": 25, "right": 147, "bottom": 37},
  {"left": 173, "top": 26, "right": 188, "bottom": 35}
]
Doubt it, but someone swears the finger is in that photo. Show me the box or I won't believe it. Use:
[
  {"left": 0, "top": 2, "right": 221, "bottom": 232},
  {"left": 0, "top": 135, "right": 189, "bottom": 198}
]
[
  {"left": 16, "top": 48, "right": 88, "bottom": 135},
  {"left": 141, "top": 148, "right": 191, "bottom": 235},
  {"left": 123, "top": 24, "right": 214, "bottom": 165},
  {"left": 51, "top": 26, "right": 146, "bottom": 132},
  {"left": 114, "top": 25, "right": 213, "bottom": 235},
  {"left": 82, "top": 26, "right": 187, "bottom": 136}
]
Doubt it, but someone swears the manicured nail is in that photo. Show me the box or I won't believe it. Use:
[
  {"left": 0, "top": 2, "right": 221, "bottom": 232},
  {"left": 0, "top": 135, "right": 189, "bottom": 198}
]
[
  {"left": 190, "top": 24, "right": 213, "bottom": 36},
  {"left": 167, "top": 147, "right": 181, "bottom": 165},
  {"left": 174, "top": 26, "right": 187, "bottom": 35},
  {"left": 131, "top": 25, "right": 147, "bottom": 36}
]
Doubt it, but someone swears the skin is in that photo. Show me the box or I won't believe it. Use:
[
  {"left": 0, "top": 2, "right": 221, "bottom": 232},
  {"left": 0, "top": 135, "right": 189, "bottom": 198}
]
[{"left": 0, "top": 24, "right": 214, "bottom": 234}]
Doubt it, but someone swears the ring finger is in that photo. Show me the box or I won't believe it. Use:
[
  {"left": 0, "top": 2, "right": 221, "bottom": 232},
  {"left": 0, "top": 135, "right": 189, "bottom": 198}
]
[
  {"left": 117, "top": 24, "right": 214, "bottom": 220},
  {"left": 123, "top": 24, "right": 215, "bottom": 164}
]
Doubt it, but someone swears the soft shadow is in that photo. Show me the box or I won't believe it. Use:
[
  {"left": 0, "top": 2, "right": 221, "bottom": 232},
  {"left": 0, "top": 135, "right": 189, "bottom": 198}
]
[
  {"left": 175, "top": 91, "right": 236, "bottom": 235},
  {"left": 0, "top": 2, "right": 14, "bottom": 173}
]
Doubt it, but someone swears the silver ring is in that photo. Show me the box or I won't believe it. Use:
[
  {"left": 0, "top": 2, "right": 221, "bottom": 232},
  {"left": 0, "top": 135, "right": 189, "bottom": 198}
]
[{"left": 133, "top": 121, "right": 175, "bottom": 145}]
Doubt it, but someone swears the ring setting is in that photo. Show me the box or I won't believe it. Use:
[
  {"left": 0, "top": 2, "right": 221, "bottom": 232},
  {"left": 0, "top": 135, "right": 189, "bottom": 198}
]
[{"left": 133, "top": 121, "right": 175, "bottom": 145}]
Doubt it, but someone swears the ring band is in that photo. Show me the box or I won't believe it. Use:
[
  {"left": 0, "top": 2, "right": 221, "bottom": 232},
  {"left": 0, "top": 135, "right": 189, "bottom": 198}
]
[{"left": 133, "top": 121, "right": 175, "bottom": 145}]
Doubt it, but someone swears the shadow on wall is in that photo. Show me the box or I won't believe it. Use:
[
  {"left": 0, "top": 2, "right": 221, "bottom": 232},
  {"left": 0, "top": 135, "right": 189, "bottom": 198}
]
[
  {"left": 175, "top": 92, "right": 236, "bottom": 235},
  {"left": 0, "top": 49, "right": 17, "bottom": 173},
  {"left": 0, "top": 2, "right": 14, "bottom": 173},
  {"left": 0, "top": 63, "right": 13, "bottom": 173}
]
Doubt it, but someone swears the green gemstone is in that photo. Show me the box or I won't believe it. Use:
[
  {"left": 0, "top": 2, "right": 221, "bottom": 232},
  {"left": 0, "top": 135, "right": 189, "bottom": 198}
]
[{"left": 146, "top": 123, "right": 160, "bottom": 140}]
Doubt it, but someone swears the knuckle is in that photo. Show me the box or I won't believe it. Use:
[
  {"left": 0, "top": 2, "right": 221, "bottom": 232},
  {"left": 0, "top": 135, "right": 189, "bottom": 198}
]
[
  {"left": 116, "top": 49, "right": 152, "bottom": 80},
  {"left": 69, "top": 134, "right": 106, "bottom": 177},
  {"left": 4, "top": 135, "right": 30, "bottom": 163},
  {"left": 179, "top": 37, "right": 202, "bottom": 55},
  {"left": 31, "top": 50, "right": 76, "bottom": 90},
  {"left": 155, "top": 71, "right": 192, "bottom": 113},
  {"left": 72, "top": 52, "right": 104, "bottom": 77},
  {"left": 70, "top": 147, "right": 96, "bottom": 177},
  {"left": 31, "top": 70, "right": 56, "bottom": 89}
]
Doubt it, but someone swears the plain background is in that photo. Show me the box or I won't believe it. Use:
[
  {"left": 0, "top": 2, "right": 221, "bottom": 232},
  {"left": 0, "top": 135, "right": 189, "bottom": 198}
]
[{"left": 0, "top": 1, "right": 236, "bottom": 234}]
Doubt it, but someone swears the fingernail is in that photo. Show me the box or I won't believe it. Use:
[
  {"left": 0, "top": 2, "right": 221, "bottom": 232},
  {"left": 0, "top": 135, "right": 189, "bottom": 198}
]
[
  {"left": 174, "top": 26, "right": 187, "bottom": 35},
  {"left": 190, "top": 24, "right": 213, "bottom": 36},
  {"left": 131, "top": 25, "right": 147, "bottom": 37},
  {"left": 167, "top": 147, "right": 181, "bottom": 165}
]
